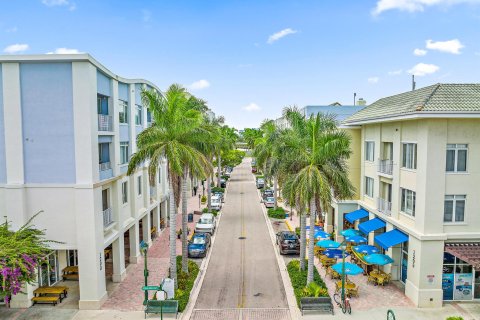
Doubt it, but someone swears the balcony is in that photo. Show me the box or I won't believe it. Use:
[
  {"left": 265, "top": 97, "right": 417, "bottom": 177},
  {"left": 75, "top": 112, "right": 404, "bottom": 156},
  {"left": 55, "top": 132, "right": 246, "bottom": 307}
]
[
  {"left": 378, "top": 159, "right": 393, "bottom": 176},
  {"left": 99, "top": 162, "right": 113, "bottom": 180},
  {"left": 102, "top": 207, "right": 114, "bottom": 228},
  {"left": 98, "top": 114, "right": 113, "bottom": 131},
  {"left": 377, "top": 198, "right": 392, "bottom": 216}
]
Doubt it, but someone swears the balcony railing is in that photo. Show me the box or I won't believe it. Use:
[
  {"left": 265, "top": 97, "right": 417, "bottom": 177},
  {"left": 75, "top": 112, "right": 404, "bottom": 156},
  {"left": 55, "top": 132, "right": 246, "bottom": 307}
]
[
  {"left": 98, "top": 114, "right": 113, "bottom": 131},
  {"left": 377, "top": 198, "right": 392, "bottom": 216},
  {"left": 99, "top": 161, "right": 111, "bottom": 171},
  {"left": 378, "top": 159, "right": 393, "bottom": 175},
  {"left": 102, "top": 208, "right": 114, "bottom": 227}
]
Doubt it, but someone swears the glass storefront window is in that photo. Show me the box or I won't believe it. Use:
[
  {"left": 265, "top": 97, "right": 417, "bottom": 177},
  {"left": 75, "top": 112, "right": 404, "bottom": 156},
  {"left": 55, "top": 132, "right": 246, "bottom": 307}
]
[
  {"left": 444, "top": 252, "right": 455, "bottom": 264},
  {"left": 442, "top": 250, "right": 475, "bottom": 301},
  {"left": 38, "top": 251, "right": 59, "bottom": 287},
  {"left": 67, "top": 250, "right": 78, "bottom": 266}
]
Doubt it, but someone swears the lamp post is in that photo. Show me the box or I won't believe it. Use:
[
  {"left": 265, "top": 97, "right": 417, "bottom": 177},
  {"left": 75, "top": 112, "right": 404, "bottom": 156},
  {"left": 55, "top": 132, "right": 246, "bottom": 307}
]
[
  {"left": 140, "top": 241, "right": 149, "bottom": 305},
  {"left": 340, "top": 241, "right": 347, "bottom": 302}
]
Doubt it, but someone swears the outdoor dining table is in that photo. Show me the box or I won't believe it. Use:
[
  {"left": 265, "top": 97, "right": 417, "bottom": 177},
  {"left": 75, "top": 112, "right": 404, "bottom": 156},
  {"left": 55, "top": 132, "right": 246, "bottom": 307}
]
[
  {"left": 369, "top": 270, "right": 391, "bottom": 285},
  {"left": 33, "top": 286, "right": 69, "bottom": 302}
]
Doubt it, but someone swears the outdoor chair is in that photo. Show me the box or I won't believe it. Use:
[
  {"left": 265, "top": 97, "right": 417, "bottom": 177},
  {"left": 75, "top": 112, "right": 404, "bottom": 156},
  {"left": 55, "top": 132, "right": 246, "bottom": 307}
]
[{"left": 347, "top": 286, "right": 359, "bottom": 298}]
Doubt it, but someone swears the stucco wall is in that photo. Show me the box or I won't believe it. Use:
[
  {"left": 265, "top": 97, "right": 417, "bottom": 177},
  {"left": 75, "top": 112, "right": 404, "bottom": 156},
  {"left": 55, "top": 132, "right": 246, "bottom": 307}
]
[{"left": 0, "top": 64, "right": 5, "bottom": 183}]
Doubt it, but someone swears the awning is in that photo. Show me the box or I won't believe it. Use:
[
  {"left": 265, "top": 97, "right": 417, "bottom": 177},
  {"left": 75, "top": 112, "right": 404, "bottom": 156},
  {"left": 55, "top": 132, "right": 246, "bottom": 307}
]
[
  {"left": 445, "top": 243, "right": 480, "bottom": 269},
  {"left": 375, "top": 229, "right": 408, "bottom": 250},
  {"left": 358, "top": 218, "right": 386, "bottom": 234},
  {"left": 344, "top": 208, "right": 369, "bottom": 223}
]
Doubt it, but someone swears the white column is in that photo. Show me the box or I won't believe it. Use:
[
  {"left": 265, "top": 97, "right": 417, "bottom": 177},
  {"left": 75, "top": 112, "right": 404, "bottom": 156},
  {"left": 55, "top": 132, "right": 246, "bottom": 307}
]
[
  {"left": 129, "top": 223, "right": 140, "bottom": 263},
  {"left": 142, "top": 213, "right": 152, "bottom": 247},
  {"left": 153, "top": 206, "right": 160, "bottom": 237},
  {"left": 128, "top": 84, "right": 137, "bottom": 153},
  {"left": 111, "top": 79, "right": 120, "bottom": 177},
  {"left": 112, "top": 236, "right": 126, "bottom": 282}
]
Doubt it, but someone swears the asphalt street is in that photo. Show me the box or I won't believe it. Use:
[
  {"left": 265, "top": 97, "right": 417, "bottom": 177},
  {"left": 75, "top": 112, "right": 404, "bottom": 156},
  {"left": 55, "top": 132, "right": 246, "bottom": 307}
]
[{"left": 193, "top": 158, "right": 288, "bottom": 311}]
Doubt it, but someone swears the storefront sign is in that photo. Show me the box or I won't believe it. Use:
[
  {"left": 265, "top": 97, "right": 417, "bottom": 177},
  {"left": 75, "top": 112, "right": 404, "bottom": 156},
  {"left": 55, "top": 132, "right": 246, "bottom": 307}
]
[
  {"left": 454, "top": 273, "right": 473, "bottom": 300},
  {"left": 442, "top": 273, "right": 454, "bottom": 300},
  {"left": 99, "top": 253, "right": 103, "bottom": 271},
  {"left": 412, "top": 250, "right": 416, "bottom": 268},
  {"left": 427, "top": 274, "right": 435, "bottom": 284}
]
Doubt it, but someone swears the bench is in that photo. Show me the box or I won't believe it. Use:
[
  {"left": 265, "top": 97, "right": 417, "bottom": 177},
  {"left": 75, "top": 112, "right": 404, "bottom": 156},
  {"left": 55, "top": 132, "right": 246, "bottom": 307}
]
[
  {"left": 62, "top": 273, "right": 79, "bottom": 280},
  {"left": 300, "top": 297, "right": 334, "bottom": 315},
  {"left": 32, "top": 296, "right": 60, "bottom": 306},
  {"left": 144, "top": 299, "right": 178, "bottom": 319}
]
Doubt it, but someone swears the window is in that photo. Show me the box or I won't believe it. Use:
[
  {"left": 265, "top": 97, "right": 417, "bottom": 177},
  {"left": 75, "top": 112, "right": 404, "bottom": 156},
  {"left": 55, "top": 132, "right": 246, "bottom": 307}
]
[
  {"left": 365, "top": 177, "right": 374, "bottom": 198},
  {"left": 365, "top": 141, "right": 375, "bottom": 161},
  {"left": 122, "top": 181, "right": 128, "bottom": 204},
  {"left": 147, "top": 110, "right": 152, "bottom": 123},
  {"left": 120, "top": 142, "right": 129, "bottom": 165},
  {"left": 446, "top": 144, "right": 467, "bottom": 172},
  {"left": 444, "top": 195, "right": 466, "bottom": 222},
  {"left": 119, "top": 100, "right": 128, "bottom": 123},
  {"left": 137, "top": 176, "right": 142, "bottom": 195},
  {"left": 402, "top": 143, "right": 417, "bottom": 169},
  {"left": 401, "top": 188, "right": 416, "bottom": 216},
  {"left": 97, "top": 95, "right": 109, "bottom": 115},
  {"left": 158, "top": 167, "right": 162, "bottom": 184},
  {"left": 135, "top": 105, "right": 142, "bottom": 125},
  {"left": 38, "top": 251, "right": 59, "bottom": 287},
  {"left": 98, "top": 143, "right": 110, "bottom": 164},
  {"left": 66, "top": 250, "right": 78, "bottom": 267}
]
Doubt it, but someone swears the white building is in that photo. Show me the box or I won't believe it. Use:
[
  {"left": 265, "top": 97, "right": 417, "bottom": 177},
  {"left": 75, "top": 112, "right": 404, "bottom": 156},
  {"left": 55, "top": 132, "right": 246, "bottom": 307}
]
[{"left": 0, "top": 54, "right": 170, "bottom": 309}]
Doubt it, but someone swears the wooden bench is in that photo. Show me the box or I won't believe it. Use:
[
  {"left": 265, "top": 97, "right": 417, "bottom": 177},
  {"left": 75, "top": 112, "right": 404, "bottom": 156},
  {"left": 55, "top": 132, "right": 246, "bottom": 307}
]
[
  {"left": 34, "top": 286, "right": 69, "bottom": 302},
  {"left": 32, "top": 296, "right": 60, "bottom": 306},
  {"left": 144, "top": 299, "right": 178, "bottom": 319},
  {"left": 62, "top": 266, "right": 79, "bottom": 281},
  {"left": 300, "top": 297, "right": 334, "bottom": 315}
]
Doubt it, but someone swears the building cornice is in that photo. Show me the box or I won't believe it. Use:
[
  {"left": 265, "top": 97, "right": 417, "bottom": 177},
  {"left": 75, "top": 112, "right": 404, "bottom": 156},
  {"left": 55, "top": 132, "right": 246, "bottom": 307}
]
[{"left": 342, "top": 111, "right": 480, "bottom": 126}]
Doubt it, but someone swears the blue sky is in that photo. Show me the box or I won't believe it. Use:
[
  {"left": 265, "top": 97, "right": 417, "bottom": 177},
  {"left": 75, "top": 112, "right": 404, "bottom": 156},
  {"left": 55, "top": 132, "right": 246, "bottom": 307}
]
[{"left": 1, "top": 0, "right": 480, "bottom": 129}]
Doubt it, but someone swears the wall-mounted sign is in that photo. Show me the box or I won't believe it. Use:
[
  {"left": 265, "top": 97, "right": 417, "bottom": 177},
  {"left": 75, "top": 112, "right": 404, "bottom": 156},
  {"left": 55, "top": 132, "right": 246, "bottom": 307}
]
[
  {"left": 427, "top": 274, "right": 435, "bottom": 284},
  {"left": 99, "top": 252, "right": 103, "bottom": 271}
]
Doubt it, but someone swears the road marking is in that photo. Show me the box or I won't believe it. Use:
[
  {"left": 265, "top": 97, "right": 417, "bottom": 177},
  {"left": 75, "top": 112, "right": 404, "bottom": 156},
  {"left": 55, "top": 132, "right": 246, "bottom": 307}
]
[
  {"left": 237, "top": 176, "right": 246, "bottom": 308},
  {"left": 284, "top": 220, "right": 294, "bottom": 232}
]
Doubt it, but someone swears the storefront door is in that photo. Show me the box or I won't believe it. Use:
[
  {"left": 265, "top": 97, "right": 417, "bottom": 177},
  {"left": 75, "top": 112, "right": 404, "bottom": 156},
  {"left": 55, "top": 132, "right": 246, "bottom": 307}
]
[{"left": 401, "top": 241, "right": 408, "bottom": 283}]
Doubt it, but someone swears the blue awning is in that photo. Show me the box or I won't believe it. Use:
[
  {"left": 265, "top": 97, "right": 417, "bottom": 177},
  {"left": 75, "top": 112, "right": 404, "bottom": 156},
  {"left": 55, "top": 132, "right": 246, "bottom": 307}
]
[
  {"left": 375, "top": 229, "right": 409, "bottom": 250},
  {"left": 358, "top": 218, "right": 386, "bottom": 234},
  {"left": 344, "top": 208, "right": 369, "bottom": 223}
]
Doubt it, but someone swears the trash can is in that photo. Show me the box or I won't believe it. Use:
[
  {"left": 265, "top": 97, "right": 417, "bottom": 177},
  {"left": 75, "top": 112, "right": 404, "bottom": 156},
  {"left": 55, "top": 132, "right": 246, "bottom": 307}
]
[{"left": 188, "top": 213, "right": 194, "bottom": 222}]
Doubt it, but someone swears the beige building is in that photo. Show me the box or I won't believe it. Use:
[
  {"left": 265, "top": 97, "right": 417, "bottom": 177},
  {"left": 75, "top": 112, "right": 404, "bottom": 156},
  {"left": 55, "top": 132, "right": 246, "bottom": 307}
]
[{"left": 335, "top": 84, "right": 480, "bottom": 307}]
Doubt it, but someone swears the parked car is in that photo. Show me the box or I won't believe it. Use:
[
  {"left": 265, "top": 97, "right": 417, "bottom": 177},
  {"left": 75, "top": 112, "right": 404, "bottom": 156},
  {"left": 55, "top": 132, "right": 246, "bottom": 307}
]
[
  {"left": 251, "top": 159, "right": 257, "bottom": 166},
  {"left": 195, "top": 213, "right": 216, "bottom": 234},
  {"left": 256, "top": 178, "right": 265, "bottom": 189},
  {"left": 262, "top": 189, "right": 274, "bottom": 201},
  {"left": 213, "top": 191, "right": 224, "bottom": 202},
  {"left": 264, "top": 196, "right": 275, "bottom": 208},
  {"left": 211, "top": 195, "right": 222, "bottom": 211},
  {"left": 220, "top": 178, "right": 226, "bottom": 188},
  {"left": 251, "top": 166, "right": 257, "bottom": 173},
  {"left": 188, "top": 233, "right": 211, "bottom": 258},
  {"left": 225, "top": 167, "right": 233, "bottom": 177},
  {"left": 276, "top": 231, "right": 300, "bottom": 255}
]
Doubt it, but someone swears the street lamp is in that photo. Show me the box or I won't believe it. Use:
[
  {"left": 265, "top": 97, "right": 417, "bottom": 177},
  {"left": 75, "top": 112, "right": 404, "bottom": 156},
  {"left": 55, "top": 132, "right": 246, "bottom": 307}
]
[
  {"left": 140, "top": 240, "right": 149, "bottom": 305},
  {"left": 340, "top": 241, "right": 347, "bottom": 302}
]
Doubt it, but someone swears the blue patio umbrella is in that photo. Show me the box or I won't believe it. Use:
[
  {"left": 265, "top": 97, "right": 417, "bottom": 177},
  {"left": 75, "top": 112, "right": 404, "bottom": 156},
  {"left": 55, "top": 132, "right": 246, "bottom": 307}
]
[
  {"left": 353, "top": 245, "right": 379, "bottom": 255},
  {"left": 306, "top": 225, "right": 323, "bottom": 231},
  {"left": 316, "top": 240, "right": 341, "bottom": 248},
  {"left": 345, "top": 235, "right": 367, "bottom": 244},
  {"left": 313, "top": 230, "right": 331, "bottom": 240},
  {"left": 323, "top": 249, "right": 350, "bottom": 259},
  {"left": 364, "top": 254, "right": 394, "bottom": 266},
  {"left": 332, "top": 262, "right": 364, "bottom": 276},
  {"left": 341, "top": 229, "right": 362, "bottom": 237}
]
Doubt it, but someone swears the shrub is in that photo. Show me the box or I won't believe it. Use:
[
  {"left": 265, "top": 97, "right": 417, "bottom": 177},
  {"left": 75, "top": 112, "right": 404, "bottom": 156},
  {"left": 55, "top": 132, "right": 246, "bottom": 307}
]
[
  {"left": 175, "top": 256, "right": 200, "bottom": 312},
  {"left": 446, "top": 317, "right": 464, "bottom": 320},
  {"left": 200, "top": 195, "right": 207, "bottom": 203},
  {"left": 212, "top": 187, "right": 225, "bottom": 193},
  {"left": 268, "top": 207, "right": 286, "bottom": 219},
  {"left": 201, "top": 208, "right": 218, "bottom": 216},
  {"left": 287, "top": 260, "right": 328, "bottom": 307},
  {"left": 295, "top": 227, "right": 301, "bottom": 237},
  {"left": 221, "top": 175, "right": 230, "bottom": 181}
]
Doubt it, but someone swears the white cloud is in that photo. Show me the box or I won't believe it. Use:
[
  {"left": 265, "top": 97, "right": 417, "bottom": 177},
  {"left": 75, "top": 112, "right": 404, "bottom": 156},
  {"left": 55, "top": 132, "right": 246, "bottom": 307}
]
[
  {"left": 413, "top": 48, "right": 427, "bottom": 56},
  {"left": 46, "top": 48, "right": 81, "bottom": 54},
  {"left": 368, "top": 77, "right": 380, "bottom": 84},
  {"left": 189, "top": 79, "right": 210, "bottom": 90},
  {"left": 6, "top": 26, "right": 17, "bottom": 33},
  {"left": 142, "top": 9, "right": 151, "bottom": 22},
  {"left": 388, "top": 69, "right": 403, "bottom": 75},
  {"left": 42, "top": 0, "right": 76, "bottom": 10},
  {"left": 3, "top": 43, "right": 29, "bottom": 54},
  {"left": 408, "top": 63, "right": 440, "bottom": 76},
  {"left": 242, "top": 103, "right": 261, "bottom": 112},
  {"left": 267, "top": 28, "right": 297, "bottom": 44},
  {"left": 426, "top": 39, "right": 464, "bottom": 54},
  {"left": 372, "top": 0, "right": 480, "bottom": 15}
]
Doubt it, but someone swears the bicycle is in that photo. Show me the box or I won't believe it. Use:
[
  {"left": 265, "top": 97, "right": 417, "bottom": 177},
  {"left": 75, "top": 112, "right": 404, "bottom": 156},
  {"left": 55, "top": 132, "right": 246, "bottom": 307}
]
[{"left": 333, "top": 292, "right": 351, "bottom": 314}]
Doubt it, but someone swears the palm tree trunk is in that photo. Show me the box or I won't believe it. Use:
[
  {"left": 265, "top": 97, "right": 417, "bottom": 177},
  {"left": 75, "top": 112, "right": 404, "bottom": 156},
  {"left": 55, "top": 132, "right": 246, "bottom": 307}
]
[
  {"left": 273, "top": 175, "right": 278, "bottom": 209},
  {"left": 207, "top": 176, "right": 212, "bottom": 210},
  {"left": 168, "top": 176, "right": 178, "bottom": 289},
  {"left": 307, "top": 198, "right": 316, "bottom": 284},
  {"left": 300, "top": 206, "right": 307, "bottom": 271},
  {"left": 217, "top": 152, "right": 222, "bottom": 187},
  {"left": 181, "top": 168, "right": 189, "bottom": 274}
]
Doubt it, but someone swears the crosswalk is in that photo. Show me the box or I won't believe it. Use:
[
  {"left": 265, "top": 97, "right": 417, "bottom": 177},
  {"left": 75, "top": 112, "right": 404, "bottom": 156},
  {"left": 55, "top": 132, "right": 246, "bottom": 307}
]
[{"left": 190, "top": 308, "right": 291, "bottom": 320}]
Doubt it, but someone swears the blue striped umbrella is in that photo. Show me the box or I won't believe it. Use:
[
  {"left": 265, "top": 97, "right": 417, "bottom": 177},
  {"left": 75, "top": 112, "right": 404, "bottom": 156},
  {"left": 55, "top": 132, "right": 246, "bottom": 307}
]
[
  {"left": 364, "top": 254, "right": 394, "bottom": 266},
  {"left": 323, "top": 249, "right": 349, "bottom": 259},
  {"left": 332, "top": 262, "right": 363, "bottom": 275},
  {"left": 341, "top": 229, "right": 362, "bottom": 237},
  {"left": 345, "top": 235, "right": 367, "bottom": 244},
  {"left": 353, "top": 245, "right": 379, "bottom": 255},
  {"left": 316, "top": 240, "right": 341, "bottom": 248}
]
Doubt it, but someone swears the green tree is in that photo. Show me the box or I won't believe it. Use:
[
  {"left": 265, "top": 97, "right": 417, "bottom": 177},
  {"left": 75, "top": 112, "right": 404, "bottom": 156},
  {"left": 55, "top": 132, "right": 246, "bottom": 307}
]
[
  {"left": 242, "top": 128, "right": 263, "bottom": 150},
  {"left": 127, "top": 84, "right": 212, "bottom": 285},
  {"left": 216, "top": 125, "right": 238, "bottom": 187}
]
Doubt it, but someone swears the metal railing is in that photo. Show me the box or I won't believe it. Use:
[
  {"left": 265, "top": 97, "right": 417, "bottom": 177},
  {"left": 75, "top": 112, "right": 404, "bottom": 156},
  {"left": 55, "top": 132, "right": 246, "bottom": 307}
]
[
  {"left": 99, "top": 161, "right": 111, "bottom": 171},
  {"left": 378, "top": 159, "right": 393, "bottom": 175},
  {"left": 98, "top": 114, "right": 113, "bottom": 131},
  {"left": 377, "top": 198, "right": 392, "bottom": 216},
  {"left": 102, "top": 207, "right": 114, "bottom": 227}
]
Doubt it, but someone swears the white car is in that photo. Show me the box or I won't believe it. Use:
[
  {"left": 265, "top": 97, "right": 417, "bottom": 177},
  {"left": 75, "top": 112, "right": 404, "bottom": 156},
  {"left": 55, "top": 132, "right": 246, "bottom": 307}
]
[
  {"left": 264, "top": 196, "right": 275, "bottom": 208},
  {"left": 195, "top": 213, "right": 216, "bottom": 234},
  {"left": 211, "top": 195, "right": 222, "bottom": 211}
]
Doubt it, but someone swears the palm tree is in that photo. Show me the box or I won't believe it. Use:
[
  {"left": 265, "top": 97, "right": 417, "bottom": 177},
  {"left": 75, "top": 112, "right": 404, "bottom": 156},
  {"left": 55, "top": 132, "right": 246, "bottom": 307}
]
[
  {"left": 216, "top": 126, "right": 237, "bottom": 187},
  {"left": 127, "top": 84, "right": 212, "bottom": 286},
  {"left": 282, "top": 107, "right": 354, "bottom": 284}
]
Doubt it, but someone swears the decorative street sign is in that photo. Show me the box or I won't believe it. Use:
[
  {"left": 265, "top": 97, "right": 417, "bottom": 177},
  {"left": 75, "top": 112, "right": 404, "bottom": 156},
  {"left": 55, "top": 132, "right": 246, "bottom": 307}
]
[{"left": 142, "top": 285, "right": 160, "bottom": 291}]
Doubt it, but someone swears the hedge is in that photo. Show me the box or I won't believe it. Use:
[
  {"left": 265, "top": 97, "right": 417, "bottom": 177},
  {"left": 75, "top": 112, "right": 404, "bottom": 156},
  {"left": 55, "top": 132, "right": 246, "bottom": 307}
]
[
  {"left": 202, "top": 208, "right": 219, "bottom": 216},
  {"left": 287, "top": 259, "right": 328, "bottom": 307},
  {"left": 268, "top": 207, "right": 285, "bottom": 219},
  {"left": 175, "top": 256, "right": 200, "bottom": 312},
  {"left": 211, "top": 187, "right": 225, "bottom": 193}
]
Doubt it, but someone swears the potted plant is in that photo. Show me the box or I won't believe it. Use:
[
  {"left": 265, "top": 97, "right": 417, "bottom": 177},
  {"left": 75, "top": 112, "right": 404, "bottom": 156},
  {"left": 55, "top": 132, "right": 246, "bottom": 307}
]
[
  {"left": 177, "top": 229, "right": 182, "bottom": 239},
  {"left": 201, "top": 195, "right": 207, "bottom": 204}
]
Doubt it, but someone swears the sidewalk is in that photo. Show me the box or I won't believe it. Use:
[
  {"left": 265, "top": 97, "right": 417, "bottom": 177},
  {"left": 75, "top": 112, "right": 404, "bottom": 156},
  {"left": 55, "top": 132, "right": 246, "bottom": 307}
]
[{"left": 101, "top": 194, "right": 205, "bottom": 311}]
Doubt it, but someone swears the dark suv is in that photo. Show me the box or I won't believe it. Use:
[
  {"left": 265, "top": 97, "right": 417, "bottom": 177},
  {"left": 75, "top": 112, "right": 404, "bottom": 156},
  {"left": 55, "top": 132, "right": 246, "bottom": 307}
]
[{"left": 276, "top": 231, "right": 300, "bottom": 255}]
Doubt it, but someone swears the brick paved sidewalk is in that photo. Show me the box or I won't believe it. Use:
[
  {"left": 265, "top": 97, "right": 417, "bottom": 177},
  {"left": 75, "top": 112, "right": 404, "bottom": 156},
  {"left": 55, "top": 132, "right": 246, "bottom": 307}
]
[{"left": 102, "top": 194, "right": 205, "bottom": 311}]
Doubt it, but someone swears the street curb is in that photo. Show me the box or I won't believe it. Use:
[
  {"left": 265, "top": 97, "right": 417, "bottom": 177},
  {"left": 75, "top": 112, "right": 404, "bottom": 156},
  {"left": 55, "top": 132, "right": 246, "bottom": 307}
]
[
  {"left": 257, "top": 188, "right": 301, "bottom": 320},
  {"left": 180, "top": 176, "right": 230, "bottom": 320},
  {"left": 285, "top": 220, "right": 294, "bottom": 232}
]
